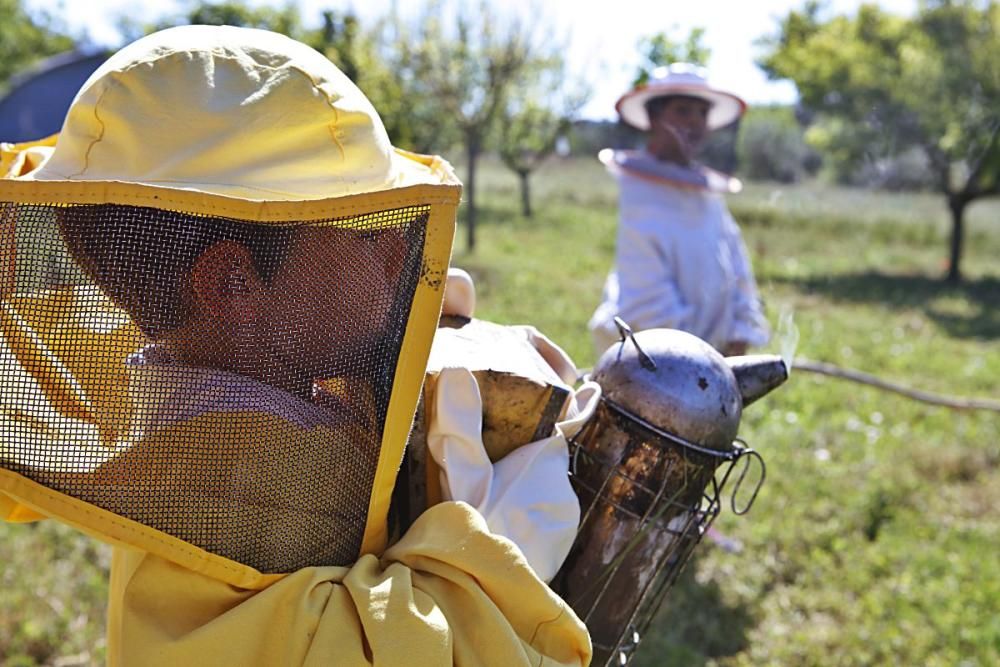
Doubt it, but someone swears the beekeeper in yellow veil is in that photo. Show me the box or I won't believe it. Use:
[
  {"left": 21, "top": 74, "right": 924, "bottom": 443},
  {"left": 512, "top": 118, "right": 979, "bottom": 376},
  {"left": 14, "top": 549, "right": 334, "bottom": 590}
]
[{"left": 0, "top": 25, "right": 591, "bottom": 666}]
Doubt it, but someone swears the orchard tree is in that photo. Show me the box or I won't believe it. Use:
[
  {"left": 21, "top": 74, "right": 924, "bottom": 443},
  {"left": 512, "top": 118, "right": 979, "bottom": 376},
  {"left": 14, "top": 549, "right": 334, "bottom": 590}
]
[
  {"left": 759, "top": 0, "right": 1000, "bottom": 282},
  {"left": 499, "top": 102, "right": 569, "bottom": 218},
  {"left": 405, "top": 0, "right": 538, "bottom": 251},
  {"left": 498, "top": 53, "right": 588, "bottom": 217}
]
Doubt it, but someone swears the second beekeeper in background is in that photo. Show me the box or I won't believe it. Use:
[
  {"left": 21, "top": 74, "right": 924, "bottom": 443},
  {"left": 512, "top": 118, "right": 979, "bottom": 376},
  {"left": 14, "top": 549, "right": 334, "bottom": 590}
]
[{"left": 589, "top": 63, "right": 770, "bottom": 357}]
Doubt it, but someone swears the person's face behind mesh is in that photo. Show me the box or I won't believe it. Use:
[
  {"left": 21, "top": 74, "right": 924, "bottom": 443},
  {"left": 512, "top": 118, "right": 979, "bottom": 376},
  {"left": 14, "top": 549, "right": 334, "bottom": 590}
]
[
  {"left": 181, "top": 223, "right": 406, "bottom": 399},
  {"left": 646, "top": 95, "right": 711, "bottom": 164},
  {"left": 56, "top": 205, "right": 409, "bottom": 399},
  {"left": 258, "top": 225, "right": 404, "bottom": 391}
]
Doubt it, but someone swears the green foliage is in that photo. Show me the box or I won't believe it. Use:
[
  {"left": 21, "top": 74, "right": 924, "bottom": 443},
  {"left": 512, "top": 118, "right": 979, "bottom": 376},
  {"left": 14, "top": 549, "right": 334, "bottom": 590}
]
[
  {"left": 498, "top": 47, "right": 589, "bottom": 216},
  {"left": 499, "top": 103, "right": 567, "bottom": 172},
  {"left": 0, "top": 521, "right": 110, "bottom": 665},
  {"left": 404, "top": 0, "right": 535, "bottom": 144},
  {"left": 498, "top": 101, "right": 567, "bottom": 217},
  {"left": 0, "top": 0, "right": 76, "bottom": 93},
  {"left": 402, "top": 0, "right": 552, "bottom": 249},
  {"left": 634, "top": 27, "right": 711, "bottom": 87},
  {"left": 761, "top": 4, "right": 908, "bottom": 114},
  {"left": 758, "top": 1, "right": 1000, "bottom": 279},
  {"left": 736, "top": 106, "right": 818, "bottom": 183},
  {"left": 180, "top": 1, "right": 302, "bottom": 34},
  {"left": 129, "top": 0, "right": 304, "bottom": 40},
  {"left": 759, "top": 4, "right": 922, "bottom": 181}
]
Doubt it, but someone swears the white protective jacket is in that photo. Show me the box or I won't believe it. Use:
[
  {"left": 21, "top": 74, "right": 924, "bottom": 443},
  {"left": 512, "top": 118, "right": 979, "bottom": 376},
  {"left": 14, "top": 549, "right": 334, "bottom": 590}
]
[{"left": 590, "top": 151, "right": 770, "bottom": 354}]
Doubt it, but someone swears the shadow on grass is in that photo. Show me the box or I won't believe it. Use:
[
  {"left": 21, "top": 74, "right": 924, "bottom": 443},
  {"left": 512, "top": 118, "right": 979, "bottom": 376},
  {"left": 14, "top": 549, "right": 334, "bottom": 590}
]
[
  {"left": 773, "top": 271, "right": 1000, "bottom": 339},
  {"left": 631, "top": 555, "right": 755, "bottom": 667}
]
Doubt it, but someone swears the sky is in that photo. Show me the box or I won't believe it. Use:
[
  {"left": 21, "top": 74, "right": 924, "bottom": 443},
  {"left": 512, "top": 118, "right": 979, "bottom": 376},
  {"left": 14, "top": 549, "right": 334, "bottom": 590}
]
[{"left": 25, "top": 0, "right": 918, "bottom": 120}]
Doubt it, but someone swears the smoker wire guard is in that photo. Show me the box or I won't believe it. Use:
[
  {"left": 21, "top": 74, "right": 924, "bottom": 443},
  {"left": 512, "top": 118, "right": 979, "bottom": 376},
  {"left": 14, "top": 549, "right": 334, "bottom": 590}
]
[{"left": 554, "top": 394, "right": 766, "bottom": 667}]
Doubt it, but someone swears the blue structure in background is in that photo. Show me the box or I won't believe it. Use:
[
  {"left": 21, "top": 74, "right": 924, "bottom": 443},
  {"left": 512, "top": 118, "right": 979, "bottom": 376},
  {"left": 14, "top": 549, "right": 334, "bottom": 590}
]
[{"left": 0, "top": 50, "right": 109, "bottom": 143}]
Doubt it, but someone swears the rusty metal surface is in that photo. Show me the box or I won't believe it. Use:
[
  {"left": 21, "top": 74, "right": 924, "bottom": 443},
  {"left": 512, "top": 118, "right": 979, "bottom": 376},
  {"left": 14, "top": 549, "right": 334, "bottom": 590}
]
[
  {"left": 556, "top": 326, "right": 786, "bottom": 666},
  {"left": 551, "top": 400, "right": 726, "bottom": 666}
]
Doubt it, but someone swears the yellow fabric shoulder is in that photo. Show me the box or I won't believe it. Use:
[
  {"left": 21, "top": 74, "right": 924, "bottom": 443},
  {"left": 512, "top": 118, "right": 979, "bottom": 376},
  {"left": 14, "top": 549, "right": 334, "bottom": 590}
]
[
  {"left": 0, "top": 134, "right": 57, "bottom": 178},
  {"left": 1, "top": 24, "right": 591, "bottom": 666},
  {"left": 108, "top": 501, "right": 591, "bottom": 667}
]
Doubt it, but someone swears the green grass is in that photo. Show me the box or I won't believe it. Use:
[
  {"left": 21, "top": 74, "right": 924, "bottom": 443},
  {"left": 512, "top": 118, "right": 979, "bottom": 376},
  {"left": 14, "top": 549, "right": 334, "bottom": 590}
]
[
  {"left": 0, "top": 520, "right": 109, "bottom": 666},
  {"left": 2, "top": 157, "right": 999, "bottom": 666},
  {"left": 461, "top": 158, "right": 1000, "bottom": 666}
]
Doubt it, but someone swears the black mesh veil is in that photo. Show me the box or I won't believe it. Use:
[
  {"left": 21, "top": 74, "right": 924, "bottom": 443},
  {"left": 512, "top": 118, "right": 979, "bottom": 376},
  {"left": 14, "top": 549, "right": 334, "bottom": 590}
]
[{"left": 0, "top": 194, "right": 445, "bottom": 574}]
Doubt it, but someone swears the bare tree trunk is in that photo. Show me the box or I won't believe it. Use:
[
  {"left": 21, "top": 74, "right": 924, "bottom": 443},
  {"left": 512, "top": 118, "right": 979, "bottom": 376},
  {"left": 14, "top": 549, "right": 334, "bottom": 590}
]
[
  {"left": 465, "top": 138, "right": 479, "bottom": 252},
  {"left": 518, "top": 170, "right": 532, "bottom": 217},
  {"left": 946, "top": 194, "right": 967, "bottom": 284}
]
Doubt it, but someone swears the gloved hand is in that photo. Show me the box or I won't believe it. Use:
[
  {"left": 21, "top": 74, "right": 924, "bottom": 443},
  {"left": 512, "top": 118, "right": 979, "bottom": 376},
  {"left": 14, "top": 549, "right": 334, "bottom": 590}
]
[
  {"left": 442, "top": 267, "right": 476, "bottom": 318},
  {"left": 426, "top": 366, "right": 601, "bottom": 581}
]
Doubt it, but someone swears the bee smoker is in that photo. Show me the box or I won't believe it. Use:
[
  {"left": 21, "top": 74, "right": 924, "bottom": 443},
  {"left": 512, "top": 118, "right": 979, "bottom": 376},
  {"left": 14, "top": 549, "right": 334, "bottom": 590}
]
[{"left": 550, "top": 321, "right": 788, "bottom": 666}]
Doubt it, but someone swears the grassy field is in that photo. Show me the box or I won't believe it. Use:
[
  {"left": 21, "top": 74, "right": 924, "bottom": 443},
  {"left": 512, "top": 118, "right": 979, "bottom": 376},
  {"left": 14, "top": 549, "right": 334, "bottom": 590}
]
[{"left": 2, "top": 156, "right": 999, "bottom": 666}]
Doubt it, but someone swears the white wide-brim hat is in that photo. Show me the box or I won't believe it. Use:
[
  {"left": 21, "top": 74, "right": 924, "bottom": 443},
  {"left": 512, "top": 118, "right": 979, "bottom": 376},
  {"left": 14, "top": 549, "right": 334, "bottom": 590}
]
[
  {"left": 616, "top": 63, "right": 747, "bottom": 132},
  {"left": 21, "top": 24, "right": 456, "bottom": 200}
]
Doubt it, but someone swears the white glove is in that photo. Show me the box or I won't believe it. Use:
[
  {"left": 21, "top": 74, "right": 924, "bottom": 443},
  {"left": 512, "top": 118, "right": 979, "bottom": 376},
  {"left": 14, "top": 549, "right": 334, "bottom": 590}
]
[{"left": 426, "top": 367, "right": 601, "bottom": 581}]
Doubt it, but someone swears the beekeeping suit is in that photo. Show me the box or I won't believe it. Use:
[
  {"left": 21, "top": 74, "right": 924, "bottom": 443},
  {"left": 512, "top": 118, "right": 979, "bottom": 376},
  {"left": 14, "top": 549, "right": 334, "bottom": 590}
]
[
  {"left": 588, "top": 148, "right": 769, "bottom": 354},
  {"left": 0, "top": 25, "right": 590, "bottom": 666},
  {"left": 589, "top": 64, "right": 769, "bottom": 357}
]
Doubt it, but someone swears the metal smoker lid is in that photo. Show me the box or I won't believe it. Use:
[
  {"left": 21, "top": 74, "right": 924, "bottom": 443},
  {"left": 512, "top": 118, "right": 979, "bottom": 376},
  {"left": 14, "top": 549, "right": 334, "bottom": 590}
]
[{"left": 592, "top": 325, "right": 742, "bottom": 452}]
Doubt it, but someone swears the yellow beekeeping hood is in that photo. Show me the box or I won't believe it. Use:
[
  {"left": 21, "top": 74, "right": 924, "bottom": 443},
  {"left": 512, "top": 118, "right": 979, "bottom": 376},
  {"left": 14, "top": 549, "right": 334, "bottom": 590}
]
[{"left": 0, "top": 25, "right": 460, "bottom": 589}]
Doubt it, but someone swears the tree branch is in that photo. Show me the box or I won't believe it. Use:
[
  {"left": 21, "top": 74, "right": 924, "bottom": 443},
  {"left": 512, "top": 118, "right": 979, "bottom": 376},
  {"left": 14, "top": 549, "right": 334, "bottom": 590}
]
[
  {"left": 794, "top": 358, "right": 1000, "bottom": 413},
  {"left": 923, "top": 142, "right": 953, "bottom": 195},
  {"left": 960, "top": 116, "right": 1000, "bottom": 197}
]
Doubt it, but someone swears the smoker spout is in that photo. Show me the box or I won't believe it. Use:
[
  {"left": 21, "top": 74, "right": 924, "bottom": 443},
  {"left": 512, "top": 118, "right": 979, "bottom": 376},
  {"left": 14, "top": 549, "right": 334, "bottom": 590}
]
[{"left": 725, "top": 355, "right": 789, "bottom": 407}]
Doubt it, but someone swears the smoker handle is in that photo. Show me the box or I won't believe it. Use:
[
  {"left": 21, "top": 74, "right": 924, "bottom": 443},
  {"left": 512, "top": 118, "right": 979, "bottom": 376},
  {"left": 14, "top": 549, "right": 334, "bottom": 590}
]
[{"left": 720, "top": 441, "right": 766, "bottom": 515}]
